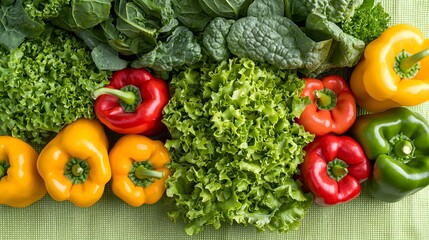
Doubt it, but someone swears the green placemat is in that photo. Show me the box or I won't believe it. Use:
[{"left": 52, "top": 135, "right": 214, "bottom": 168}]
[{"left": 1, "top": 1, "right": 429, "bottom": 240}]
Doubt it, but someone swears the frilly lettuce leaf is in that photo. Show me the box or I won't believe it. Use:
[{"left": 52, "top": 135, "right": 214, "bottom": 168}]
[{"left": 163, "top": 58, "right": 314, "bottom": 235}]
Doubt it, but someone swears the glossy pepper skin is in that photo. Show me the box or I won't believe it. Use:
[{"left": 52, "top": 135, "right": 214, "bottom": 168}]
[
  {"left": 300, "top": 134, "right": 371, "bottom": 206},
  {"left": 0, "top": 136, "right": 46, "bottom": 207},
  {"left": 93, "top": 68, "right": 170, "bottom": 136},
  {"left": 37, "top": 118, "right": 111, "bottom": 207},
  {"left": 109, "top": 135, "right": 170, "bottom": 207},
  {"left": 350, "top": 107, "right": 429, "bottom": 202},
  {"left": 350, "top": 24, "right": 429, "bottom": 113},
  {"left": 297, "top": 75, "right": 356, "bottom": 135}
]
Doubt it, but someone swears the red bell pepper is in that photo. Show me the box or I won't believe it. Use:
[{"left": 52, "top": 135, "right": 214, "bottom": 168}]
[
  {"left": 296, "top": 75, "right": 356, "bottom": 136},
  {"left": 93, "top": 68, "right": 169, "bottom": 136},
  {"left": 300, "top": 134, "right": 371, "bottom": 206}
]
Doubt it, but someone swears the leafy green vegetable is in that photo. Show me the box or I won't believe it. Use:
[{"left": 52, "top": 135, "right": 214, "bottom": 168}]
[
  {"left": 202, "top": 17, "right": 234, "bottom": 62},
  {"left": 0, "top": 0, "right": 44, "bottom": 51},
  {"left": 341, "top": 0, "right": 390, "bottom": 44},
  {"left": 0, "top": 27, "right": 110, "bottom": 145},
  {"left": 23, "top": 0, "right": 70, "bottom": 20},
  {"left": 131, "top": 0, "right": 179, "bottom": 33},
  {"left": 226, "top": 16, "right": 332, "bottom": 72},
  {"left": 131, "top": 26, "right": 202, "bottom": 73},
  {"left": 247, "top": 0, "right": 284, "bottom": 17},
  {"left": 163, "top": 58, "right": 314, "bottom": 235},
  {"left": 198, "top": 0, "right": 252, "bottom": 19},
  {"left": 171, "top": 0, "right": 212, "bottom": 31},
  {"left": 285, "top": 0, "right": 364, "bottom": 23},
  {"left": 303, "top": 13, "right": 365, "bottom": 76},
  {"left": 51, "top": 0, "right": 111, "bottom": 31},
  {"left": 91, "top": 43, "right": 128, "bottom": 70},
  {"left": 100, "top": 17, "right": 155, "bottom": 56}
]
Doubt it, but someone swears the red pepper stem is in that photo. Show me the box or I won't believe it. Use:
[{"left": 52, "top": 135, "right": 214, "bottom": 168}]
[
  {"left": 327, "top": 158, "right": 348, "bottom": 181},
  {"left": 314, "top": 88, "right": 337, "bottom": 111},
  {"left": 92, "top": 87, "right": 136, "bottom": 105},
  {"left": 400, "top": 48, "right": 429, "bottom": 73},
  {"left": 135, "top": 165, "right": 164, "bottom": 180}
]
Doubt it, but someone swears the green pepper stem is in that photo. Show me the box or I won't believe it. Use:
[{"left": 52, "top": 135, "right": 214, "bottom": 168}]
[
  {"left": 135, "top": 165, "right": 164, "bottom": 179},
  {"left": 92, "top": 87, "right": 136, "bottom": 105},
  {"left": 314, "top": 88, "right": 337, "bottom": 111},
  {"left": 393, "top": 139, "right": 414, "bottom": 159},
  {"left": 327, "top": 158, "right": 348, "bottom": 182},
  {"left": 400, "top": 48, "right": 429, "bottom": 73}
]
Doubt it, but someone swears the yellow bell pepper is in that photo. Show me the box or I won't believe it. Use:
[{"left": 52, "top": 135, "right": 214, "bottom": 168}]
[
  {"left": 0, "top": 136, "right": 46, "bottom": 208},
  {"left": 350, "top": 24, "right": 429, "bottom": 113},
  {"left": 109, "top": 135, "right": 170, "bottom": 207},
  {"left": 37, "top": 118, "right": 111, "bottom": 207}
]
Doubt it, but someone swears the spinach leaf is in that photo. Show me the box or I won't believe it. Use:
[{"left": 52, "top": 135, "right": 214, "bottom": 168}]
[
  {"left": 114, "top": 0, "right": 158, "bottom": 40},
  {"left": 198, "top": 0, "right": 253, "bottom": 19},
  {"left": 91, "top": 43, "right": 128, "bottom": 71},
  {"left": 226, "top": 16, "right": 332, "bottom": 72},
  {"left": 75, "top": 26, "right": 108, "bottom": 50},
  {"left": 132, "top": 0, "right": 179, "bottom": 33},
  {"left": 202, "top": 17, "right": 234, "bottom": 61},
  {"left": 247, "top": 0, "right": 284, "bottom": 17},
  {"left": 51, "top": 0, "right": 111, "bottom": 31},
  {"left": 303, "top": 12, "right": 365, "bottom": 76},
  {"left": 0, "top": 0, "right": 44, "bottom": 51},
  {"left": 172, "top": 0, "right": 213, "bottom": 31},
  {"left": 100, "top": 17, "right": 155, "bottom": 56},
  {"left": 285, "top": 0, "right": 364, "bottom": 23},
  {"left": 131, "top": 26, "right": 202, "bottom": 73}
]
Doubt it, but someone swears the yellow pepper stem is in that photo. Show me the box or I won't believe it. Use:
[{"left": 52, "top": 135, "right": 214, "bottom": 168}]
[
  {"left": 129, "top": 161, "right": 164, "bottom": 187},
  {"left": 135, "top": 165, "right": 164, "bottom": 179},
  {"left": 0, "top": 159, "right": 10, "bottom": 179},
  {"left": 395, "top": 48, "right": 429, "bottom": 78},
  {"left": 65, "top": 157, "right": 90, "bottom": 184}
]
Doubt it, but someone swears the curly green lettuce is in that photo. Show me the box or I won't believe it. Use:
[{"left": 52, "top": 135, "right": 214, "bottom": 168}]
[
  {"left": 163, "top": 58, "right": 314, "bottom": 235},
  {"left": 0, "top": 27, "right": 110, "bottom": 146},
  {"left": 23, "top": 0, "right": 70, "bottom": 21},
  {"left": 341, "top": 0, "right": 390, "bottom": 44}
]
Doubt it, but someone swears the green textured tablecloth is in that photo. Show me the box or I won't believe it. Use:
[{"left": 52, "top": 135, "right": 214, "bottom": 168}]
[{"left": 2, "top": 1, "right": 429, "bottom": 240}]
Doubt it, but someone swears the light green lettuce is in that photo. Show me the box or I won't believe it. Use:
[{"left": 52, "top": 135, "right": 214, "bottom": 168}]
[
  {"left": 0, "top": 27, "right": 110, "bottom": 145},
  {"left": 163, "top": 58, "right": 314, "bottom": 235}
]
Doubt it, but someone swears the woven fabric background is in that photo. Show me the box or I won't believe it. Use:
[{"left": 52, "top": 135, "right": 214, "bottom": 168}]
[{"left": 1, "top": 1, "right": 428, "bottom": 240}]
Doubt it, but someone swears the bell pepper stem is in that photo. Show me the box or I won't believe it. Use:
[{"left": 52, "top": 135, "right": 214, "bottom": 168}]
[
  {"left": 327, "top": 158, "right": 348, "bottom": 181},
  {"left": 0, "top": 159, "right": 10, "bottom": 179},
  {"left": 395, "top": 48, "right": 429, "bottom": 78},
  {"left": 129, "top": 161, "right": 164, "bottom": 187},
  {"left": 65, "top": 158, "right": 90, "bottom": 184},
  {"left": 314, "top": 88, "right": 337, "bottom": 111},
  {"left": 135, "top": 165, "right": 164, "bottom": 179},
  {"left": 0, "top": 165, "right": 5, "bottom": 178},
  {"left": 393, "top": 139, "right": 414, "bottom": 160},
  {"left": 400, "top": 48, "right": 429, "bottom": 73},
  {"left": 92, "top": 87, "right": 136, "bottom": 105}
]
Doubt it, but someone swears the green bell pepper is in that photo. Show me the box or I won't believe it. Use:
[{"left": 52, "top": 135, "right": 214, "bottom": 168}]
[{"left": 350, "top": 107, "right": 429, "bottom": 202}]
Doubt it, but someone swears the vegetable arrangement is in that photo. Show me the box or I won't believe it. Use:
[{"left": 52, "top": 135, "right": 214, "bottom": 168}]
[{"left": 2, "top": 0, "right": 429, "bottom": 238}]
